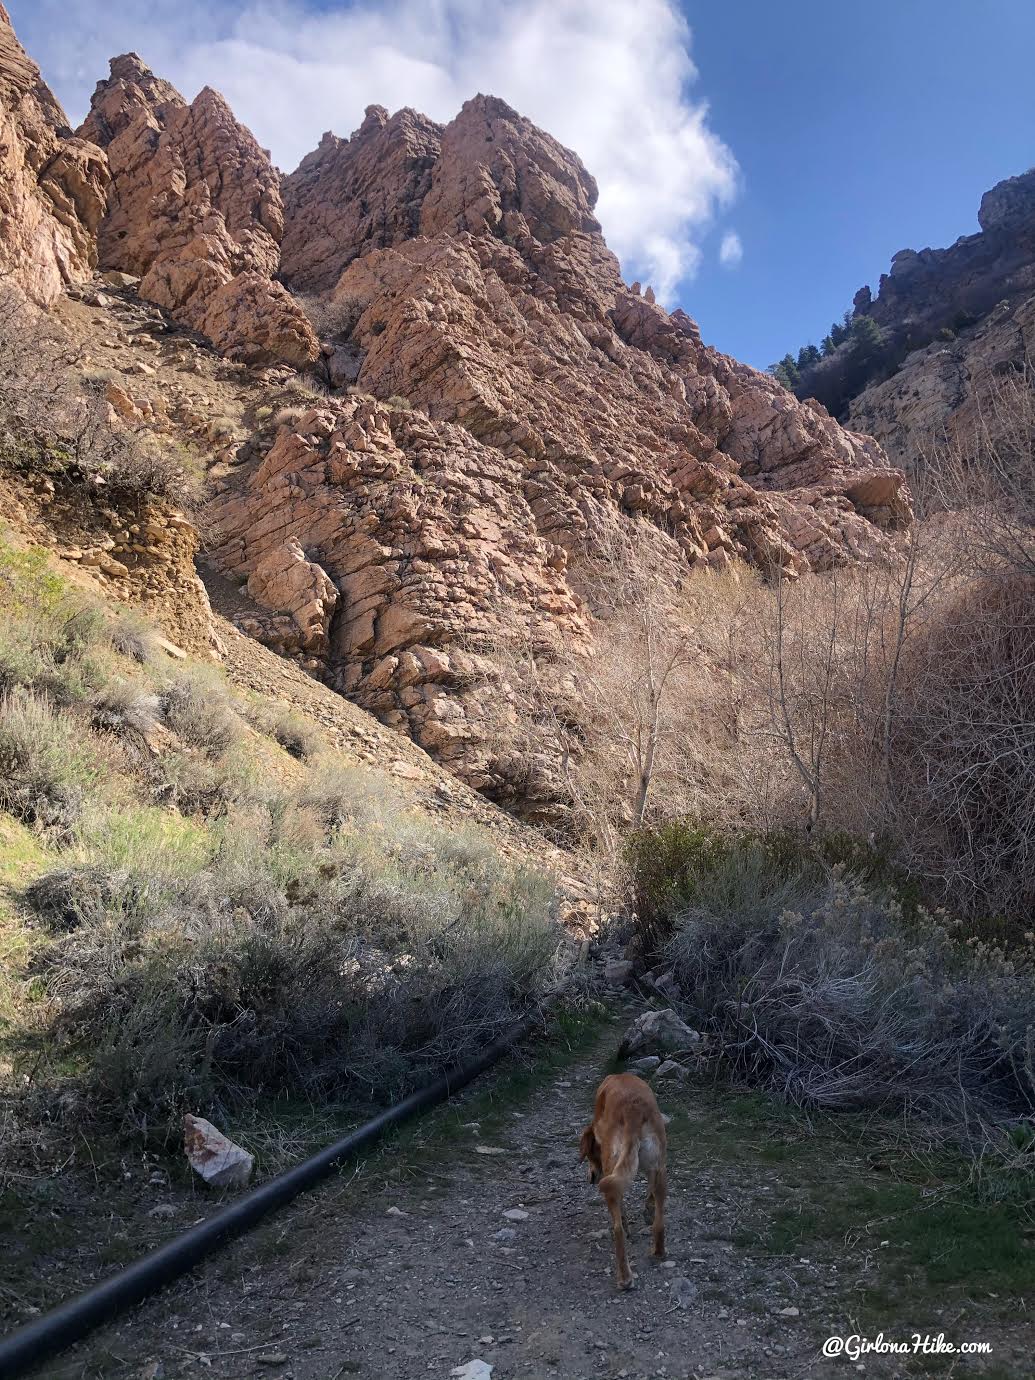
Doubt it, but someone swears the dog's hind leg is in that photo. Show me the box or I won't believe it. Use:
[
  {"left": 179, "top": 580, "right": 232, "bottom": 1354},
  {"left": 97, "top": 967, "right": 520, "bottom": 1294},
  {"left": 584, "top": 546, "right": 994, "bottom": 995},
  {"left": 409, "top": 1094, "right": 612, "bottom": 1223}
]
[
  {"left": 600, "top": 1176, "right": 633, "bottom": 1290},
  {"left": 648, "top": 1165, "right": 667, "bottom": 1259}
]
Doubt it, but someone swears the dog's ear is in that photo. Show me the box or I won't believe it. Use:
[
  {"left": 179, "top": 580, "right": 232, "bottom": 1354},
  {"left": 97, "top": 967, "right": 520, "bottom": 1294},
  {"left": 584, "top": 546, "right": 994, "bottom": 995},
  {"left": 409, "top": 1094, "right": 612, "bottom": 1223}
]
[{"left": 579, "top": 1124, "right": 602, "bottom": 1184}]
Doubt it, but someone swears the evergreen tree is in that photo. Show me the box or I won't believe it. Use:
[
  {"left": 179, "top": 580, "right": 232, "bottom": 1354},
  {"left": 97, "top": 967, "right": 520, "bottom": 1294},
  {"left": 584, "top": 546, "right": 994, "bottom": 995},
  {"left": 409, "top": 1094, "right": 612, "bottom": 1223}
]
[
  {"left": 848, "top": 314, "right": 885, "bottom": 364},
  {"left": 769, "top": 354, "right": 800, "bottom": 390}
]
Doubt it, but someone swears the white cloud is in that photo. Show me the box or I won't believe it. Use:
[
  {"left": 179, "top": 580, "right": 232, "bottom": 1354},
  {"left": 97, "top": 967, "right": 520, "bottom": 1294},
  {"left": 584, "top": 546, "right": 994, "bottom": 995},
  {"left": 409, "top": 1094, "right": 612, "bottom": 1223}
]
[
  {"left": 719, "top": 229, "right": 743, "bottom": 268},
  {"left": 9, "top": 0, "right": 739, "bottom": 300}
]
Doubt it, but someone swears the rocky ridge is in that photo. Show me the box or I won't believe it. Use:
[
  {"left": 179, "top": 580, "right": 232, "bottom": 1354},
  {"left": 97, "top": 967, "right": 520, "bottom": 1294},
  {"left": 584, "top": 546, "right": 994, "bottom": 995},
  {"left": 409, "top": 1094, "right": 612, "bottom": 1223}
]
[
  {"left": 0, "top": 10, "right": 912, "bottom": 813},
  {"left": 78, "top": 54, "right": 318, "bottom": 368},
  {"left": 0, "top": 4, "right": 109, "bottom": 303},
  {"left": 846, "top": 168, "right": 1035, "bottom": 462}
]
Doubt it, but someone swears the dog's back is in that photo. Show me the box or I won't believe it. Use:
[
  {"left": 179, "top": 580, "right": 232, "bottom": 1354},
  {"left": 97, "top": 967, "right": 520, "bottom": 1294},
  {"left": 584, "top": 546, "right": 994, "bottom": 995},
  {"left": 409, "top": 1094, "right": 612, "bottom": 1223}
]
[
  {"left": 580, "top": 1072, "right": 668, "bottom": 1288},
  {"left": 592, "top": 1073, "right": 666, "bottom": 1181}
]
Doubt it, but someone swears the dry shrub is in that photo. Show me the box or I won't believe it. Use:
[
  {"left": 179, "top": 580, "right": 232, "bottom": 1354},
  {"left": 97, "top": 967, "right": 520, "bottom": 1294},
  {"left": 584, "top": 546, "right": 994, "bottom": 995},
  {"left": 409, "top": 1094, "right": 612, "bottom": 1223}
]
[
  {"left": 32, "top": 801, "right": 563, "bottom": 1140},
  {"left": 298, "top": 293, "right": 365, "bottom": 341},
  {"left": 160, "top": 668, "right": 239, "bottom": 757},
  {"left": 633, "top": 830, "right": 1035, "bottom": 1152},
  {"left": 246, "top": 702, "right": 322, "bottom": 761},
  {"left": 90, "top": 679, "right": 162, "bottom": 738},
  {"left": 889, "top": 574, "right": 1035, "bottom": 919},
  {"left": 0, "top": 283, "right": 198, "bottom": 507},
  {"left": 0, "top": 688, "right": 95, "bottom": 835}
]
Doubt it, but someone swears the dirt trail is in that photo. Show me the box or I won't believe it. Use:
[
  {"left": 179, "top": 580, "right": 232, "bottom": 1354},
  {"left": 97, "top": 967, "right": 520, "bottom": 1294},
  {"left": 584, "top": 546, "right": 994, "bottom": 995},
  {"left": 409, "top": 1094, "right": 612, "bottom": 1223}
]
[{"left": 46, "top": 1008, "right": 1023, "bottom": 1380}]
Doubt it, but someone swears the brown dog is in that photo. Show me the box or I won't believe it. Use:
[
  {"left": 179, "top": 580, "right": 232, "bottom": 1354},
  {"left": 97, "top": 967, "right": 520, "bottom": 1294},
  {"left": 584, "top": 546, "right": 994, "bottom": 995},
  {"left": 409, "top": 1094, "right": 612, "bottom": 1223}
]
[{"left": 579, "top": 1072, "right": 667, "bottom": 1289}]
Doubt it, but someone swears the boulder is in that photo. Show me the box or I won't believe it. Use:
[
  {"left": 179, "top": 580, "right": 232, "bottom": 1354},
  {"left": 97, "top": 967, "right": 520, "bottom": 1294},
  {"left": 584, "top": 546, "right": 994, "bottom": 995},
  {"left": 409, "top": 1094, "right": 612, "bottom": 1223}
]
[
  {"left": 603, "top": 959, "right": 635, "bottom": 987},
  {"left": 618, "top": 1009, "right": 702, "bottom": 1059}
]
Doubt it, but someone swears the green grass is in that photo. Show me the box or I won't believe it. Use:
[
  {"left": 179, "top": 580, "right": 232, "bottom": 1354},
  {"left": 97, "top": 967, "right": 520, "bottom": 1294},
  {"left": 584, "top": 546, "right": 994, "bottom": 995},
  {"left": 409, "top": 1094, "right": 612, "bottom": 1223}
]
[{"left": 671, "top": 1084, "right": 1034, "bottom": 1331}]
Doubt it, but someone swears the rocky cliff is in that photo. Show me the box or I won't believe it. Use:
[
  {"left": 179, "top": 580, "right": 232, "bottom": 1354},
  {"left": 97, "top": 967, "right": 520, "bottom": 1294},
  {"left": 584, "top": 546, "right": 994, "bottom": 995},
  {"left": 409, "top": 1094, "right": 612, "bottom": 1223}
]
[
  {"left": 847, "top": 170, "right": 1035, "bottom": 463},
  {"left": 205, "top": 93, "right": 909, "bottom": 809},
  {"left": 78, "top": 55, "right": 318, "bottom": 367},
  {"left": 0, "top": 11, "right": 912, "bottom": 815},
  {"left": 0, "top": 4, "right": 109, "bottom": 303}
]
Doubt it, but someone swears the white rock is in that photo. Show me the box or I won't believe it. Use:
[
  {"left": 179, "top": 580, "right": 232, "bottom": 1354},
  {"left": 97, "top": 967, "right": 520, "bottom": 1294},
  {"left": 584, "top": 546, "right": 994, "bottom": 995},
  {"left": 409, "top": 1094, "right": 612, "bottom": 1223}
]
[
  {"left": 474, "top": 1145, "right": 505, "bottom": 1156},
  {"left": 502, "top": 1208, "right": 529, "bottom": 1221},
  {"left": 670, "top": 1276, "right": 698, "bottom": 1308},
  {"left": 182, "top": 1115, "right": 253, "bottom": 1188},
  {"left": 451, "top": 1363, "right": 493, "bottom": 1379},
  {"left": 619, "top": 1008, "right": 702, "bottom": 1058},
  {"left": 655, "top": 1059, "right": 688, "bottom": 1080}
]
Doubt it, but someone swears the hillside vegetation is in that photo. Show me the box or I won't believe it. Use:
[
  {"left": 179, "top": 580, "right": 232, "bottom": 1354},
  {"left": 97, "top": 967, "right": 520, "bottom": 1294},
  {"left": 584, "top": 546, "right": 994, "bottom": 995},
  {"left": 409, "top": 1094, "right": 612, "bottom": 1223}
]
[{"left": 0, "top": 539, "right": 564, "bottom": 1160}]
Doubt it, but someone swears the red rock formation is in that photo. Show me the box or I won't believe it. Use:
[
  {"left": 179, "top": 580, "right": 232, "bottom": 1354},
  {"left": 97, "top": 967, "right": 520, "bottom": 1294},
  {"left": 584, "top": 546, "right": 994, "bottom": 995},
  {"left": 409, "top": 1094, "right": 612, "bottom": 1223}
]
[
  {"left": 205, "top": 94, "right": 911, "bottom": 810},
  {"left": 0, "top": 4, "right": 109, "bottom": 303},
  {"left": 78, "top": 55, "right": 318, "bottom": 367},
  {"left": 280, "top": 105, "right": 443, "bottom": 293},
  {"left": 206, "top": 395, "right": 588, "bottom": 807}
]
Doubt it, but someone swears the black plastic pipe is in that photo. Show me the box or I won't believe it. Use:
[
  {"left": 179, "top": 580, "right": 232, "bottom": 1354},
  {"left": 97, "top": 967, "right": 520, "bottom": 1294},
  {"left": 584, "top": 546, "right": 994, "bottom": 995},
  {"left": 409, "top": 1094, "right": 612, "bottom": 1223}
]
[{"left": 0, "top": 1008, "right": 542, "bottom": 1379}]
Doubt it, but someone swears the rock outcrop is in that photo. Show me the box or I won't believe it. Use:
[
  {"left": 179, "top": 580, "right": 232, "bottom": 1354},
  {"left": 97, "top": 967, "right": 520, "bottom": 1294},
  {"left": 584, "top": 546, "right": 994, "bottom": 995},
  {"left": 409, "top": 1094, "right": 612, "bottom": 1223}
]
[
  {"left": 280, "top": 105, "right": 444, "bottom": 293},
  {"left": 0, "top": 8, "right": 915, "bottom": 816},
  {"left": 78, "top": 55, "right": 318, "bottom": 367},
  {"left": 846, "top": 169, "right": 1035, "bottom": 463},
  {"left": 856, "top": 168, "right": 1035, "bottom": 349},
  {"left": 0, "top": 4, "right": 109, "bottom": 303},
  {"left": 206, "top": 94, "right": 909, "bottom": 810}
]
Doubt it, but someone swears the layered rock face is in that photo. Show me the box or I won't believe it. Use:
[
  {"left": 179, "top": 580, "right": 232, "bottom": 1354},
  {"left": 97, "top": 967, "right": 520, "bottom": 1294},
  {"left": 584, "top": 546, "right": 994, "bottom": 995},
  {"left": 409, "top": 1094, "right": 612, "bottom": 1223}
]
[
  {"left": 0, "top": 7, "right": 913, "bottom": 814},
  {"left": 78, "top": 55, "right": 318, "bottom": 367},
  {"left": 207, "top": 395, "right": 589, "bottom": 807},
  {"left": 206, "top": 93, "right": 909, "bottom": 810},
  {"left": 848, "top": 170, "right": 1035, "bottom": 462},
  {"left": 0, "top": 5, "right": 109, "bottom": 303}
]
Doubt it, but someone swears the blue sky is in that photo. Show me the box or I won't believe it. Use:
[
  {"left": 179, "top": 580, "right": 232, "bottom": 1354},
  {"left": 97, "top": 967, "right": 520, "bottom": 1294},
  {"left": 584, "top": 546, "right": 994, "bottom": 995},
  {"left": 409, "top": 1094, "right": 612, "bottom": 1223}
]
[
  {"left": 9, "top": 0, "right": 1035, "bottom": 369},
  {"left": 683, "top": 0, "right": 1035, "bottom": 367}
]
